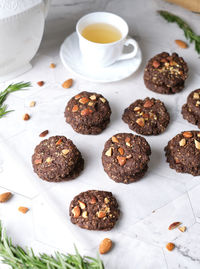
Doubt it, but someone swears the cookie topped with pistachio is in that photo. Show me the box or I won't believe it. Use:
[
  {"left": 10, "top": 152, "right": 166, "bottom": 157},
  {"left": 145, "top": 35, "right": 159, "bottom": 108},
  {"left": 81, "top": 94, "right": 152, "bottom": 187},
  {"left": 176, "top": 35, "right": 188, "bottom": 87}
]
[
  {"left": 64, "top": 91, "right": 111, "bottom": 135},
  {"left": 102, "top": 133, "right": 151, "bottom": 183},
  {"left": 182, "top": 89, "right": 200, "bottom": 128},
  {"left": 69, "top": 190, "right": 120, "bottom": 231},
  {"left": 122, "top": 97, "right": 170, "bottom": 135},
  {"left": 165, "top": 131, "right": 200, "bottom": 176},
  {"left": 144, "top": 52, "right": 188, "bottom": 94},
  {"left": 32, "top": 136, "right": 84, "bottom": 182}
]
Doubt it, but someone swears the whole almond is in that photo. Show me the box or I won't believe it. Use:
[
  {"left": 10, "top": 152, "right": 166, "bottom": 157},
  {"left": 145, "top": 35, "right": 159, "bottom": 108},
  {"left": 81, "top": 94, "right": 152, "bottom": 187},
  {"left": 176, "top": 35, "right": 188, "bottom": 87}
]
[
  {"left": 0, "top": 192, "right": 12, "bottom": 203},
  {"left": 166, "top": 242, "right": 175, "bottom": 251},
  {"left": 23, "top": 113, "right": 30, "bottom": 121},
  {"left": 50, "top": 63, "right": 56, "bottom": 68},
  {"left": 39, "top": 130, "right": 49, "bottom": 137},
  {"left": 62, "top": 79, "right": 73, "bottom": 89},
  {"left": 72, "top": 206, "right": 81, "bottom": 218},
  {"left": 175, "top": 40, "right": 188, "bottom": 49},
  {"left": 118, "top": 147, "right": 124, "bottom": 155},
  {"left": 117, "top": 156, "right": 126, "bottom": 166},
  {"left": 168, "top": 222, "right": 181, "bottom": 230},
  {"left": 99, "top": 238, "right": 112, "bottom": 254},
  {"left": 143, "top": 99, "right": 154, "bottom": 108},
  {"left": 18, "top": 206, "right": 29, "bottom": 214},
  {"left": 111, "top": 136, "right": 119, "bottom": 143},
  {"left": 37, "top": 81, "right": 44, "bottom": 87}
]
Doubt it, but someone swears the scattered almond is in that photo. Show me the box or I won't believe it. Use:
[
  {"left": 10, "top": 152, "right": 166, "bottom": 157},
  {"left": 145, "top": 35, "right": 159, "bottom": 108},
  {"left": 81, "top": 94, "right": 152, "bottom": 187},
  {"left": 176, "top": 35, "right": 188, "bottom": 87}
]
[
  {"left": 134, "top": 106, "right": 141, "bottom": 111},
  {"left": 0, "top": 192, "right": 12, "bottom": 203},
  {"left": 37, "top": 81, "right": 44, "bottom": 87},
  {"left": 179, "top": 226, "right": 186, "bottom": 232},
  {"left": 23, "top": 113, "right": 30, "bottom": 121},
  {"left": 194, "top": 139, "right": 200, "bottom": 150},
  {"left": 88, "top": 102, "right": 93, "bottom": 106},
  {"left": 72, "top": 206, "right": 81, "bottom": 218},
  {"left": 152, "top": 60, "right": 160, "bottom": 68},
  {"left": 111, "top": 136, "right": 119, "bottom": 143},
  {"left": 97, "top": 211, "right": 106, "bottom": 219},
  {"left": 105, "top": 147, "right": 113, "bottom": 157},
  {"left": 29, "top": 101, "right": 36, "bottom": 107},
  {"left": 81, "top": 108, "right": 93, "bottom": 116},
  {"left": 62, "top": 149, "right": 69, "bottom": 155},
  {"left": 78, "top": 200, "right": 86, "bottom": 209},
  {"left": 99, "top": 238, "right": 112, "bottom": 254},
  {"left": 89, "top": 95, "right": 96, "bottom": 100},
  {"left": 82, "top": 211, "right": 88, "bottom": 218},
  {"left": 179, "top": 138, "right": 186, "bottom": 147},
  {"left": 75, "top": 94, "right": 81, "bottom": 100},
  {"left": 143, "top": 99, "right": 154, "bottom": 108},
  {"left": 39, "top": 130, "right": 49, "bottom": 137},
  {"left": 183, "top": 131, "right": 193, "bottom": 138},
  {"left": 50, "top": 63, "right": 56, "bottom": 68},
  {"left": 18, "top": 206, "right": 29, "bottom": 214},
  {"left": 56, "top": 138, "right": 62, "bottom": 145},
  {"left": 175, "top": 39, "right": 188, "bottom": 49},
  {"left": 136, "top": 117, "right": 145, "bottom": 127},
  {"left": 62, "top": 79, "right": 73, "bottom": 89},
  {"left": 166, "top": 242, "right": 175, "bottom": 251},
  {"left": 118, "top": 147, "right": 124, "bottom": 155},
  {"left": 100, "top": 97, "right": 106, "bottom": 103},
  {"left": 117, "top": 156, "right": 126, "bottom": 166},
  {"left": 168, "top": 222, "right": 181, "bottom": 230},
  {"left": 72, "top": 105, "right": 79, "bottom": 112}
]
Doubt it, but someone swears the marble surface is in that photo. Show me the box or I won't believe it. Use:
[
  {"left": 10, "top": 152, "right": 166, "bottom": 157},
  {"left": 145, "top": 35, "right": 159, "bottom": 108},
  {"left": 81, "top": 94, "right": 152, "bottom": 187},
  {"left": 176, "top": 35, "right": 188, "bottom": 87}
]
[{"left": 0, "top": 0, "right": 200, "bottom": 268}]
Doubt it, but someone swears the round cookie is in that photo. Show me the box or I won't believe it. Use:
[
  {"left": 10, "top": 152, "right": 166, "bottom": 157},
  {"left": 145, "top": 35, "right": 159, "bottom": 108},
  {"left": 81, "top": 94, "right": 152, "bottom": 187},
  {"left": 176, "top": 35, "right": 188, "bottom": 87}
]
[
  {"left": 182, "top": 89, "right": 200, "bottom": 128},
  {"left": 32, "top": 136, "right": 84, "bottom": 182},
  {"left": 122, "top": 97, "right": 170, "bottom": 135},
  {"left": 165, "top": 131, "right": 200, "bottom": 176},
  {"left": 102, "top": 133, "right": 151, "bottom": 183},
  {"left": 69, "top": 190, "right": 120, "bottom": 231},
  {"left": 64, "top": 91, "right": 111, "bottom": 135},
  {"left": 144, "top": 52, "right": 188, "bottom": 94}
]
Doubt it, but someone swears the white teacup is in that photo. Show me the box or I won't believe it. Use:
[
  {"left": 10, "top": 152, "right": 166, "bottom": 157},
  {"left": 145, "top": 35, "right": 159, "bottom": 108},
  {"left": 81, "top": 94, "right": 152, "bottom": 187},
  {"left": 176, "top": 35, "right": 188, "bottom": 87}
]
[{"left": 76, "top": 12, "right": 138, "bottom": 68}]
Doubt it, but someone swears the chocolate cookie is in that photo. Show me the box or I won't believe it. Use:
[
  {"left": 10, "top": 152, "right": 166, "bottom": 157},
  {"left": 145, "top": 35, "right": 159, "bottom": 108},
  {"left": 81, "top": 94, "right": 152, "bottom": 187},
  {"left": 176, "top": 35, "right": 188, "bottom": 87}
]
[
  {"left": 165, "top": 131, "right": 200, "bottom": 176},
  {"left": 182, "top": 89, "right": 200, "bottom": 128},
  {"left": 102, "top": 133, "right": 151, "bottom": 183},
  {"left": 144, "top": 52, "right": 188, "bottom": 94},
  {"left": 64, "top": 91, "right": 111, "bottom": 135},
  {"left": 69, "top": 190, "right": 120, "bottom": 231},
  {"left": 122, "top": 97, "right": 170, "bottom": 135},
  {"left": 32, "top": 136, "right": 84, "bottom": 182}
]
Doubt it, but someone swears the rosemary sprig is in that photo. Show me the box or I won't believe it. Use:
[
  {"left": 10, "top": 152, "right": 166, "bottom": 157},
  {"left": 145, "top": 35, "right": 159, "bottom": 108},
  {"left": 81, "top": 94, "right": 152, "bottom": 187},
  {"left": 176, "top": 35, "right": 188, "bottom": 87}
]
[
  {"left": 158, "top": 10, "right": 200, "bottom": 54},
  {"left": 0, "top": 82, "right": 31, "bottom": 118},
  {"left": 0, "top": 222, "right": 104, "bottom": 269}
]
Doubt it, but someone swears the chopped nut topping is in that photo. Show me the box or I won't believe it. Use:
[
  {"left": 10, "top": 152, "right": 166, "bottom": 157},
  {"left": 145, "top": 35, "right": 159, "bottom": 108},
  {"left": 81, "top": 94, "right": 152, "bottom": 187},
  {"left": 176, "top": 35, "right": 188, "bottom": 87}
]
[
  {"left": 81, "top": 108, "right": 93, "bottom": 116},
  {"left": 166, "top": 242, "right": 175, "bottom": 251},
  {"left": 56, "top": 138, "right": 62, "bottom": 145},
  {"left": 126, "top": 154, "right": 132, "bottom": 159},
  {"left": 34, "top": 159, "right": 42, "bottom": 164},
  {"left": 75, "top": 94, "right": 81, "bottom": 100},
  {"left": 105, "top": 147, "right": 113, "bottom": 157},
  {"left": 88, "top": 102, "right": 94, "bottom": 106},
  {"left": 118, "top": 147, "right": 124, "bottom": 155},
  {"left": 89, "top": 95, "right": 96, "bottom": 100},
  {"left": 152, "top": 60, "right": 160, "bottom": 68},
  {"left": 104, "top": 197, "right": 109, "bottom": 204},
  {"left": 134, "top": 106, "right": 141, "bottom": 111},
  {"left": 117, "top": 156, "right": 126, "bottom": 166},
  {"left": 72, "top": 206, "right": 81, "bottom": 218},
  {"left": 193, "top": 92, "right": 199, "bottom": 99},
  {"left": 136, "top": 117, "right": 145, "bottom": 127},
  {"left": 23, "top": 113, "right": 30, "bottom": 121},
  {"left": 72, "top": 105, "right": 79, "bottom": 112},
  {"left": 29, "top": 101, "right": 36, "bottom": 107},
  {"left": 90, "top": 196, "right": 97, "bottom": 204},
  {"left": 183, "top": 131, "right": 193, "bottom": 138},
  {"left": 62, "top": 149, "right": 69, "bottom": 155},
  {"left": 82, "top": 211, "right": 88, "bottom": 218},
  {"left": 97, "top": 211, "right": 106, "bottom": 219},
  {"left": 46, "top": 157, "right": 52, "bottom": 163},
  {"left": 194, "top": 139, "right": 200, "bottom": 150},
  {"left": 111, "top": 136, "right": 119, "bottom": 143},
  {"left": 79, "top": 97, "right": 89, "bottom": 104},
  {"left": 168, "top": 222, "right": 181, "bottom": 230},
  {"left": 179, "top": 138, "right": 186, "bottom": 147},
  {"left": 100, "top": 97, "right": 106, "bottom": 103},
  {"left": 78, "top": 200, "right": 86, "bottom": 209},
  {"left": 179, "top": 226, "right": 186, "bottom": 232},
  {"left": 143, "top": 99, "right": 154, "bottom": 108}
]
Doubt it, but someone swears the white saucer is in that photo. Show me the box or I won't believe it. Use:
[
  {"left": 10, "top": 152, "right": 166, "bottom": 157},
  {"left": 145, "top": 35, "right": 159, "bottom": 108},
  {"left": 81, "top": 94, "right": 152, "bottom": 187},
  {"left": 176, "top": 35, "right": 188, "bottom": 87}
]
[{"left": 60, "top": 32, "right": 142, "bottom": 83}]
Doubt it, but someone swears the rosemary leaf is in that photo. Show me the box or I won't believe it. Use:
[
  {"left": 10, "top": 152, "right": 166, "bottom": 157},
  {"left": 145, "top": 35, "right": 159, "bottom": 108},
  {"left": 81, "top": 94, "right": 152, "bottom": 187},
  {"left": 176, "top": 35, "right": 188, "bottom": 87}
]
[{"left": 158, "top": 10, "right": 200, "bottom": 55}]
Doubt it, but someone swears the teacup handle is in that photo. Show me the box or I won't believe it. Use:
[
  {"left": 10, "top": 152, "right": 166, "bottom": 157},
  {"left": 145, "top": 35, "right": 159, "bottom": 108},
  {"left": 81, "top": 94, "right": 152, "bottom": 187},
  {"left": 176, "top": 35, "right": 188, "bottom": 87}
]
[{"left": 118, "top": 38, "right": 138, "bottom": 61}]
